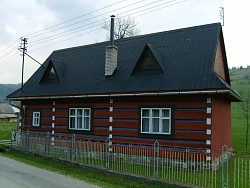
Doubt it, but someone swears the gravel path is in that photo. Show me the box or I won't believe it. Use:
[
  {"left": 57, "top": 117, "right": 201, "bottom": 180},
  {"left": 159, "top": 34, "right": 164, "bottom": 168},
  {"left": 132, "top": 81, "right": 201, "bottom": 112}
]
[{"left": 0, "top": 155, "right": 100, "bottom": 188}]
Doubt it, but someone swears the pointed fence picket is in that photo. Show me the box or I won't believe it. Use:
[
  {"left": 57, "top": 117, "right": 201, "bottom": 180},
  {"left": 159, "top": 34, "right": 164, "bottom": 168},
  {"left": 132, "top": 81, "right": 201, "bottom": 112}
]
[{"left": 11, "top": 130, "right": 250, "bottom": 188}]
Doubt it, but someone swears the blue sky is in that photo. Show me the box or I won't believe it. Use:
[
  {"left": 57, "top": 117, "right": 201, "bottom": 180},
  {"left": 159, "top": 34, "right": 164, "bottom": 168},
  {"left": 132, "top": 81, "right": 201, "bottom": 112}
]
[{"left": 0, "top": 0, "right": 249, "bottom": 83}]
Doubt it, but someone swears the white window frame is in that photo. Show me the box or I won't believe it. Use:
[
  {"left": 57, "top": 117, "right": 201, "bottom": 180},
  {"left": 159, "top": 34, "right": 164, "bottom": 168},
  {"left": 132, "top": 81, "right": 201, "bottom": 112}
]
[
  {"left": 69, "top": 108, "right": 91, "bottom": 131},
  {"left": 141, "top": 108, "right": 171, "bottom": 135},
  {"left": 32, "top": 112, "right": 40, "bottom": 127}
]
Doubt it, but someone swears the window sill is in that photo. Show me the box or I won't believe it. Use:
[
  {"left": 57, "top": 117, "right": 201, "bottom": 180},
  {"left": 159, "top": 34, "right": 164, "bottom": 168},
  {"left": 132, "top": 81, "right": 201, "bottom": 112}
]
[{"left": 139, "top": 132, "right": 174, "bottom": 139}]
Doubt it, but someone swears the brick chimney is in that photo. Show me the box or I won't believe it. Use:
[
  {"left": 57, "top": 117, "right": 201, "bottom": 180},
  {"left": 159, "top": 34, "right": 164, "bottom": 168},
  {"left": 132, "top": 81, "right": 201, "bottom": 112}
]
[{"left": 105, "top": 15, "right": 118, "bottom": 76}]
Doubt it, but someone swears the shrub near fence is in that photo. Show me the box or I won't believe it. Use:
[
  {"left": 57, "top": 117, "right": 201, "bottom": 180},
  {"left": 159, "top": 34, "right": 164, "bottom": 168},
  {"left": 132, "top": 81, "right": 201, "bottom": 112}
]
[{"left": 11, "top": 130, "right": 250, "bottom": 188}]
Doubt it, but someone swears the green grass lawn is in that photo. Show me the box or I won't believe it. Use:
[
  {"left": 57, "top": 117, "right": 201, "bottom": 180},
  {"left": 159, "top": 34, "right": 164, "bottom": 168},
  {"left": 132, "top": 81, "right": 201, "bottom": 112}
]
[
  {"left": 0, "top": 122, "right": 17, "bottom": 140},
  {"left": 0, "top": 150, "right": 178, "bottom": 188},
  {"left": 230, "top": 67, "right": 250, "bottom": 153}
]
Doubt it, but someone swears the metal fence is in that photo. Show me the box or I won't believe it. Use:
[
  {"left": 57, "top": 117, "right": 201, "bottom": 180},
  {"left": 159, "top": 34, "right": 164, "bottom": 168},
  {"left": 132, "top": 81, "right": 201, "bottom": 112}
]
[{"left": 11, "top": 130, "right": 250, "bottom": 188}]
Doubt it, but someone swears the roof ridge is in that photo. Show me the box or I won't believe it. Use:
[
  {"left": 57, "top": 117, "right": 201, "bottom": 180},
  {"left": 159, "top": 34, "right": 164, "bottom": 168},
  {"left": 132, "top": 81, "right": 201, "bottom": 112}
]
[{"left": 53, "top": 22, "right": 221, "bottom": 54}]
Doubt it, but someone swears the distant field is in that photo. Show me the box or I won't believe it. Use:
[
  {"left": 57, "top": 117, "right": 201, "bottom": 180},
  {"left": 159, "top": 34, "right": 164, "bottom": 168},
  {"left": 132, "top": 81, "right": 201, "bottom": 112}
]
[
  {"left": 0, "top": 122, "right": 17, "bottom": 140},
  {"left": 230, "top": 67, "right": 250, "bottom": 152}
]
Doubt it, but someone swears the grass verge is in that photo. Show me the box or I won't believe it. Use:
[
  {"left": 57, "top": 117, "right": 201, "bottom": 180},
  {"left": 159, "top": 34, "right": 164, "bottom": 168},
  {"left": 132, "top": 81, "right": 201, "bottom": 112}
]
[
  {"left": 0, "top": 149, "right": 181, "bottom": 188},
  {"left": 0, "top": 122, "right": 17, "bottom": 140}
]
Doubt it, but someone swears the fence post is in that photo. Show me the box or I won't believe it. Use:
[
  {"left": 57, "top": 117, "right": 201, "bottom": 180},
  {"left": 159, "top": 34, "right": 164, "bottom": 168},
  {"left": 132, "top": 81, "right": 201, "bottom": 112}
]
[
  {"left": 26, "top": 129, "right": 29, "bottom": 151},
  {"left": 11, "top": 129, "right": 15, "bottom": 147},
  {"left": 221, "top": 145, "right": 229, "bottom": 188},
  {"left": 154, "top": 140, "right": 160, "bottom": 179},
  {"left": 106, "top": 138, "right": 111, "bottom": 169},
  {"left": 45, "top": 131, "right": 50, "bottom": 155},
  {"left": 71, "top": 134, "right": 76, "bottom": 161}
]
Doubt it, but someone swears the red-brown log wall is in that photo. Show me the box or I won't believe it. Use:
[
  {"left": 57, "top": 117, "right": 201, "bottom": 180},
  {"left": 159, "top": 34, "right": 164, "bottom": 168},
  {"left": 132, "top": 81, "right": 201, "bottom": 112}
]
[
  {"left": 20, "top": 95, "right": 220, "bottom": 152},
  {"left": 211, "top": 97, "right": 231, "bottom": 156}
]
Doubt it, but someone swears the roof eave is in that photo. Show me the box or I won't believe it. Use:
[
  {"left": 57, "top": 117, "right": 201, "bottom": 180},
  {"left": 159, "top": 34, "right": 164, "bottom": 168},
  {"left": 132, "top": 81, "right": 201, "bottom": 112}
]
[{"left": 7, "top": 89, "right": 241, "bottom": 102}]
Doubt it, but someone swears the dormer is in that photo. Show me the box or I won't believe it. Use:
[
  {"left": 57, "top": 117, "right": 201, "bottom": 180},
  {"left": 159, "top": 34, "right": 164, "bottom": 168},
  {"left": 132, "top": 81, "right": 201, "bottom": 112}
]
[
  {"left": 40, "top": 59, "right": 64, "bottom": 83},
  {"left": 131, "top": 44, "right": 163, "bottom": 75}
]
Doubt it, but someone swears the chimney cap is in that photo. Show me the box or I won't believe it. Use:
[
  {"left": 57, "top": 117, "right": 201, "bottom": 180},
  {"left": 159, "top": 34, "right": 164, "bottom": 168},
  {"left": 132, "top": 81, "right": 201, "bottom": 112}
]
[{"left": 110, "top": 15, "right": 115, "bottom": 18}]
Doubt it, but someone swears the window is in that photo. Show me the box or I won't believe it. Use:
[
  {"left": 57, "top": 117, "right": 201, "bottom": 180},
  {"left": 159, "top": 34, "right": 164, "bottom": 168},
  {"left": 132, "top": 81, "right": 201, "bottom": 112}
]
[
  {"left": 32, "top": 112, "right": 40, "bottom": 127},
  {"left": 141, "top": 108, "right": 171, "bottom": 135},
  {"left": 69, "top": 108, "right": 91, "bottom": 130}
]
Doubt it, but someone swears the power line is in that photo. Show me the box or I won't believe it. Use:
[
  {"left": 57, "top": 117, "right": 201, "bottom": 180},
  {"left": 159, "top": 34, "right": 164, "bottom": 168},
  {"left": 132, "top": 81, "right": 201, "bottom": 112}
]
[
  {"left": 29, "top": 28, "right": 102, "bottom": 52},
  {"left": 29, "top": 0, "right": 186, "bottom": 52},
  {"left": 29, "top": 17, "right": 108, "bottom": 46},
  {"left": 0, "top": 0, "right": 127, "bottom": 64},
  {"left": 0, "top": 32, "right": 15, "bottom": 40},
  {"left": 0, "top": 44, "right": 19, "bottom": 64},
  {"left": 133, "top": 0, "right": 187, "bottom": 18},
  {"left": 0, "top": 0, "right": 143, "bottom": 64},
  {"left": 28, "top": 0, "right": 183, "bottom": 48},
  {"left": 27, "top": 0, "right": 148, "bottom": 40},
  {"left": 0, "top": 39, "right": 19, "bottom": 55},
  {"left": 0, "top": 54, "right": 19, "bottom": 67},
  {"left": 0, "top": 47, "right": 19, "bottom": 63},
  {"left": 0, "top": 0, "right": 187, "bottom": 66},
  {"left": 26, "top": 0, "right": 126, "bottom": 37}
]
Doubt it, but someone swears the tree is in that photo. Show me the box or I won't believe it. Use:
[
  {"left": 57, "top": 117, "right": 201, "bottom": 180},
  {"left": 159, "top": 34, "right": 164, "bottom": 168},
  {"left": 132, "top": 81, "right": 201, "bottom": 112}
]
[
  {"left": 242, "top": 91, "right": 250, "bottom": 147},
  {"left": 102, "top": 16, "right": 140, "bottom": 39}
]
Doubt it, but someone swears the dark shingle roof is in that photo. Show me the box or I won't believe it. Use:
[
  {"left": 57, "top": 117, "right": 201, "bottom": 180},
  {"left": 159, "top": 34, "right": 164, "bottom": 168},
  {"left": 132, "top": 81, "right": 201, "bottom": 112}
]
[{"left": 8, "top": 23, "right": 239, "bottom": 100}]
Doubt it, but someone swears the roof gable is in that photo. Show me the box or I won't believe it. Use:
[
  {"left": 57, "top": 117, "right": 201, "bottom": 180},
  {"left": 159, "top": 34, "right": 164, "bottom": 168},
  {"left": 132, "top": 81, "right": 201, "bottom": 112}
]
[
  {"left": 213, "top": 32, "right": 230, "bottom": 84},
  {"left": 132, "top": 44, "right": 163, "bottom": 75}
]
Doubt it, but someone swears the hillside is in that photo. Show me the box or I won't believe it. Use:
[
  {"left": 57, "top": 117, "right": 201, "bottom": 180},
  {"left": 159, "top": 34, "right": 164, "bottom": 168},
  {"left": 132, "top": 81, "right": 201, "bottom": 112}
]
[
  {"left": 230, "top": 66, "right": 250, "bottom": 96},
  {"left": 0, "top": 84, "right": 20, "bottom": 103},
  {"left": 229, "top": 66, "right": 250, "bottom": 152}
]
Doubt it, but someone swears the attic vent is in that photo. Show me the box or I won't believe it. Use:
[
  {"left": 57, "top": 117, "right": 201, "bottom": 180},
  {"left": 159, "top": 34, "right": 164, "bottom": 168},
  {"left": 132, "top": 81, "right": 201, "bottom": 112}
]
[
  {"left": 47, "top": 67, "right": 57, "bottom": 80},
  {"left": 40, "top": 59, "right": 64, "bottom": 83},
  {"left": 132, "top": 44, "right": 163, "bottom": 74},
  {"left": 41, "top": 64, "right": 59, "bottom": 82}
]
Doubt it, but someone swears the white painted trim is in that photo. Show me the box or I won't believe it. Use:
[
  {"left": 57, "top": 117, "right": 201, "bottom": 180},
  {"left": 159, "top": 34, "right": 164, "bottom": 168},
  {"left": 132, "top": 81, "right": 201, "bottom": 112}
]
[
  {"left": 207, "top": 97, "right": 212, "bottom": 103},
  {"left": 109, "top": 117, "right": 113, "bottom": 122},
  {"left": 109, "top": 126, "right": 112, "bottom": 131},
  {"left": 206, "top": 129, "right": 211, "bottom": 135},
  {"left": 207, "top": 107, "right": 211, "bottom": 114},
  {"left": 206, "top": 140, "right": 211, "bottom": 145},
  {"left": 206, "top": 118, "right": 211, "bottom": 125},
  {"left": 109, "top": 107, "right": 113, "bottom": 112}
]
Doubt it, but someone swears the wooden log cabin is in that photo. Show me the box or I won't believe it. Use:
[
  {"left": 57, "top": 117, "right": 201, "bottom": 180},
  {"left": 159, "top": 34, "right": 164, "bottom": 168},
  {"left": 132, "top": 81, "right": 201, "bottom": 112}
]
[{"left": 8, "top": 20, "right": 241, "bottom": 156}]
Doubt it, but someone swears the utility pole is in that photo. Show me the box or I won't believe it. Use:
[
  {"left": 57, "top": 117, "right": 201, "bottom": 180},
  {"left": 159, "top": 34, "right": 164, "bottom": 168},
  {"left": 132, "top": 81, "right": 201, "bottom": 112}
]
[
  {"left": 220, "top": 7, "right": 224, "bottom": 26},
  {"left": 19, "top": 38, "right": 27, "bottom": 91}
]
